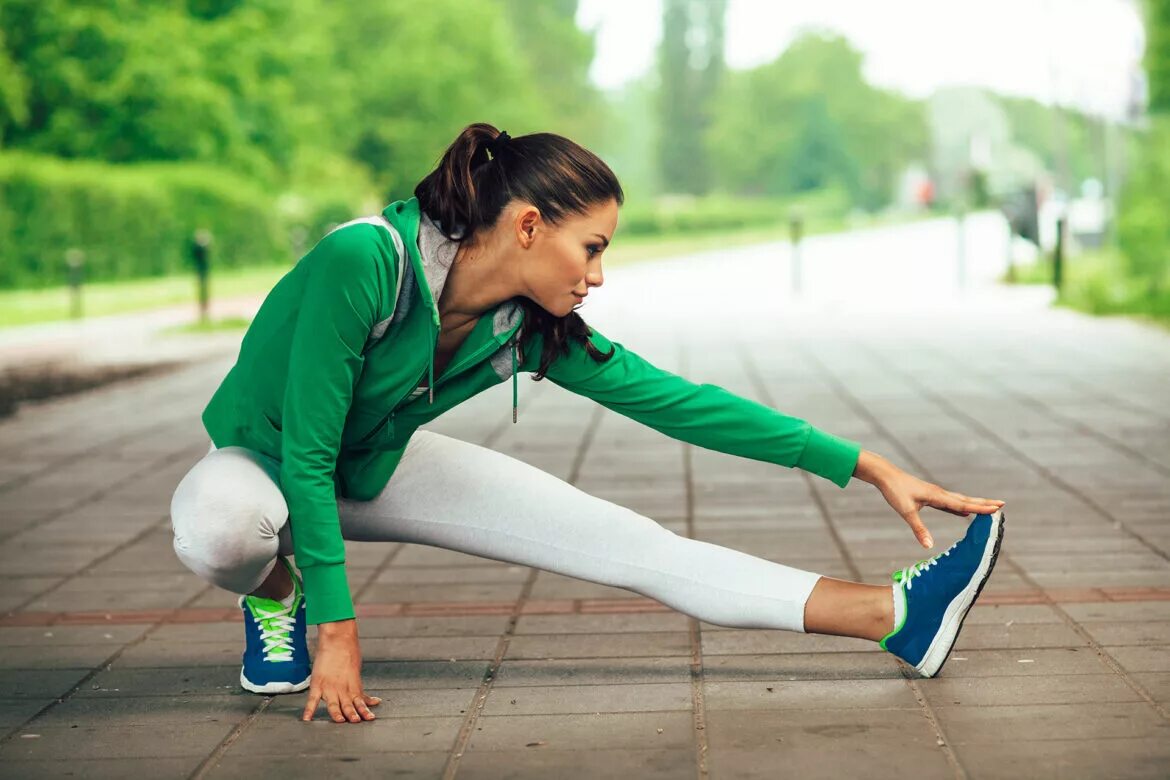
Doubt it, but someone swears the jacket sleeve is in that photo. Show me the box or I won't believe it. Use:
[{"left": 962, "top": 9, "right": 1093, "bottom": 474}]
[
  {"left": 541, "top": 325, "right": 862, "bottom": 488},
  {"left": 280, "top": 225, "right": 392, "bottom": 625}
]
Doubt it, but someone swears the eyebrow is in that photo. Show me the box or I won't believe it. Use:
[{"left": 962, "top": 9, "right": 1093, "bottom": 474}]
[{"left": 592, "top": 233, "right": 610, "bottom": 248}]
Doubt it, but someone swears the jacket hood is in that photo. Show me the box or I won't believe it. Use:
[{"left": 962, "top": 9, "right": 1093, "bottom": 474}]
[{"left": 380, "top": 197, "right": 525, "bottom": 423}]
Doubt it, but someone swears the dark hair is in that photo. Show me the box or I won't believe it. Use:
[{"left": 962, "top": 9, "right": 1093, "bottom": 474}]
[{"left": 414, "top": 122, "right": 625, "bottom": 381}]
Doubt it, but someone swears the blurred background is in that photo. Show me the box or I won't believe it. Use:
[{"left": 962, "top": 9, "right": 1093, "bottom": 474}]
[{"left": 0, "top": 0, "right": 1165, "bottom": 412}]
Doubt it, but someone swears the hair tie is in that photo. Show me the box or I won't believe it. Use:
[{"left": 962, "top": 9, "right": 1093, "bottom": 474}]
[{"left": 487, "top": 130, "right": 511, "bottom": 159}]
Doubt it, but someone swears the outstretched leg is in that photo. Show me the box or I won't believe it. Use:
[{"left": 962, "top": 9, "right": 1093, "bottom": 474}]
[{"left": 337, "top": 429, "right": 893, "bottom": 639}]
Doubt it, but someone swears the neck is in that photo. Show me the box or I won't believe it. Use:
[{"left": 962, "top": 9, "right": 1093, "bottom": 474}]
[{"left": 436, "top": 232, "right": 523, "bottom": 327}]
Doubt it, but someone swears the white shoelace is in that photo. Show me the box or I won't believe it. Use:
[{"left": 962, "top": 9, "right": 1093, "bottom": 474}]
[
  {"left": 251, "top": 604, "right": 297, "bottom": 662},
  {"left": 894, "top": 540, "right": 961, "bottom": 591}
]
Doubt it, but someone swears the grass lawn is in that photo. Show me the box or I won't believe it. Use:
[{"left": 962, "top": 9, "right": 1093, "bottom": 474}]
[
  {"left": 0, "top": 264, "right": 292, "bottom": 329},
  {"left": 0, "top": 210, "right": 921, "bottom": 331},
  {"left": 1001, "top": 248, "right": 1170, "bottom": 333}
]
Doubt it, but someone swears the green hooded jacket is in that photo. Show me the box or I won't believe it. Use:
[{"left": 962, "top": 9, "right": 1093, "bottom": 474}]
[{"left": 201, "top": 196, "right": 863, "bottom": 625}]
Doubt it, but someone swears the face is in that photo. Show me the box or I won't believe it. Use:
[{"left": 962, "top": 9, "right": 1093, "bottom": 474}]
[{"left": 510, "top": 198, "right": 618, "bottom": 316}]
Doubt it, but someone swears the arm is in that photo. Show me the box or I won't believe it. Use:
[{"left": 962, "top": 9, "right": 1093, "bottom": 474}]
[
  {"left": 537, "top": 326, "right": 1006, "bottom": 549},
  {"left": 541, "top": 325, "right": 862, "bottom": 488},
  {"left": 280, "top": 225, "right": 392, "bottom": 626},
  {"left": 279, "top": 223, "right": 395, "bottom": 725}
]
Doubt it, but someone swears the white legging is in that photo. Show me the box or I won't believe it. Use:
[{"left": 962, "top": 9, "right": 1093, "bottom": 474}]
[{"left": 169, "top": 429, "right": 823, "bottom": 632}]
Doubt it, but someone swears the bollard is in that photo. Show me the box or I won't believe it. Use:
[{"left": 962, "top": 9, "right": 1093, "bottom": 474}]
[
  {"left": 1005, "top": 228, "right": 1016, "bottom": 283},
  {"left": 1053, "top": 215, "right": 1065, "bottom": 294},
  {"left": 191, "top": 229, "right": 213, "bottom": 325},
  {"left": 789, "top": 213, "right": 803, "bottom": 296},
  {"left": 955, "top": 207, "right": 967, "bottom": 292},
  {"left": 65, "top": 248, "right": 85, "bottom": 320}
]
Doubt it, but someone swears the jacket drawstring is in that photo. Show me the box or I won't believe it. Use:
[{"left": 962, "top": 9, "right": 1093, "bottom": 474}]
[
  {"left": 428, "top": 327, "right": 435, "bottom": 405},
  {"left": 511, "top": 336, "right": 518, "bottom": 423},
  {"left": 425, "top": 316, "right": 517, "bottom": 422}
]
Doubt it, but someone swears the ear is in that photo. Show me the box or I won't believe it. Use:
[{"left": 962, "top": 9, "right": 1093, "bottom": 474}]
[{"left": 516, "top": 205, "right": 541, "bottom": 248}]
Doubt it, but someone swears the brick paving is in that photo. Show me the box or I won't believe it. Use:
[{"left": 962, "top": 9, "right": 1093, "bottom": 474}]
[{"left": 0, "top": 215, "right": 1168, "bottom": 778}]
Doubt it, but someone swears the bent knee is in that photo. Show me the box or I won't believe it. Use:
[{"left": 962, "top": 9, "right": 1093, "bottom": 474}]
[{"left": 170, "top": 446, "right": 288, "bottom": 590}]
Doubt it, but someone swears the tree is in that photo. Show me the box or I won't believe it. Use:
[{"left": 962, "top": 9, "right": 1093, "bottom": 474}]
[
  {"left": 656, "top": 0, "right": 726, "bottom": 195},
  {"left": 500, "top": 0, "right": 604, "bottom": 148},
  {"left": 1146, "top": 0, "right": 1170, "bottom": 112},
  {"left": 707, "top": 30, "right": 926, "bottom": 208}
]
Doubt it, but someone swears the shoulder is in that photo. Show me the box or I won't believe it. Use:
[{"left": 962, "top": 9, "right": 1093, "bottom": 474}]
[
  {"left": 305, "top": 217, "right": 405, "bottom": 284},
  {"left": 316, "top": 218, "right": 400, "bottom": 260}
]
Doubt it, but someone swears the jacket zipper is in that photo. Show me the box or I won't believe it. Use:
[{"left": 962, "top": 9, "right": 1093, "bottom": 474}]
[
  {"left": 356, "top": 321, "right": 521, "bottom": 445},
  {"left": 356, "top": 363, "right": 428, "bottom": 445}
]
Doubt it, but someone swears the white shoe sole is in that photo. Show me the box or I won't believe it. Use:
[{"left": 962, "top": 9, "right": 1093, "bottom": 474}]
[
  {"left": 240, "top": 668, "right": 311, "bottom": 695},
  {"left": 915, "top": 508, "right": 1006, "bottom": 678}
]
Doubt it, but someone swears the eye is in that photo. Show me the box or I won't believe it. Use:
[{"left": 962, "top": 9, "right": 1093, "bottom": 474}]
[{"left": 586, "top": 244, "right": 603, "bottom": 257}]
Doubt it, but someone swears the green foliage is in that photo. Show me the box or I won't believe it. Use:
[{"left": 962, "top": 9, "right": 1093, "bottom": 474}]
[
  {"left": 618, "top": 188, "right": 850, "bottom": 238},
  {"left": 0, "top": 0, "right": 608, "bottom": 290},
  {"left": 993, "top": 94, "right": 1119, "bottom": 190},
  {"left": 1117, "top": 115, "right": 1170, "bottom": 294},
  {"left": 1146, "top": 0, "right": 1170, "bottom": 113},
  {"left": 1003, "top": 249, "right": 1170, "bottom": 332},
  {"left": 706, "top": 31, "right": 926, "bottom": 209},
  {"left": 1109, "top": 2, "right": 1170, "bottom": 300},
  {"left": 0, "top": 0, "right": 311, "bottom": 181},
  {"left": 0, "top": 152, "right": 288, "bottom": 288},
  {"left": 500, "top": 0, "right": 605, "bottom": 149},
  {"left": 656, "top": 0, "right": 726, "bottom": 195}
]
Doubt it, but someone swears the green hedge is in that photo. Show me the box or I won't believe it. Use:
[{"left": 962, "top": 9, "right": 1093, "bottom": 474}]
[
  {"left": 0, "top": 153, "right": 294, "bottom": 289},
  {"left": 0, "top": 152, "right": 859, "bottom": 290},
  {"left": 618, "top": 188, "right": 851, "bottom": 238},
  {"left": 1117, "top": 115, "right": 1170, "bottom": 295}
]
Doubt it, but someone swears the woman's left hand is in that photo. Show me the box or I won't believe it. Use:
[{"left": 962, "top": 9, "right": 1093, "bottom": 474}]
[{"left": 855, "top": 451, "right": 1005, "bottom": 549}]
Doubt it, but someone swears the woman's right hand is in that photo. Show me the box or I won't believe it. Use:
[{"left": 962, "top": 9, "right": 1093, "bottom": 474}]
[{"left": 301, "top": 618, "right": 382, "bottom": 723}]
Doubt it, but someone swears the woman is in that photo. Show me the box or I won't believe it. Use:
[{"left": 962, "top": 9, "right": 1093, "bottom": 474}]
[{"left": 169, "top": 122, "right": 1006, "bottom": 726}]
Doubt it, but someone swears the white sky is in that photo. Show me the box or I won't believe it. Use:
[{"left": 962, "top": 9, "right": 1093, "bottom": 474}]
[{"left": 576, "top": 0, "right": 1148, "bottom": 120}]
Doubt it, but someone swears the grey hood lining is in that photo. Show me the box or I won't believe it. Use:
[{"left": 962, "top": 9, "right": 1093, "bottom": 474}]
[{"left": 412, "top": 210, "right": 522, "bottom": 341}]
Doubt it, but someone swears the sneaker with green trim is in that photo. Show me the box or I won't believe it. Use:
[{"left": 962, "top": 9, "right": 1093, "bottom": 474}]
[
  {"left": 880, "top": 509, "right": 1006, "bottom": 678},
  {"left": 237, "top": 556, "right": 311, "bottom": 694}
]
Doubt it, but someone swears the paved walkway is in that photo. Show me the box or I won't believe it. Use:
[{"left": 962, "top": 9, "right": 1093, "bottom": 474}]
[{"left": 0, "top": 214, "right": 1168, "bottom": 778}]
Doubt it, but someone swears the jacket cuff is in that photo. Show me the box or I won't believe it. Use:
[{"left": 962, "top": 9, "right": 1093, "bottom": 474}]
[
  {"left": 300, "top": 563, "right": 355, "bottom": 625},
  {"left": 797, "top": 427, "right": 862, "bottom": 489}
]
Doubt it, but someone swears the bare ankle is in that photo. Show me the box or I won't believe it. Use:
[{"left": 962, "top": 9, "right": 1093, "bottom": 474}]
[
  {"left": 804, "top": 577, "right": 896, "bottom": 643},
  {"left": 248, "top": 557, "right": 293, "bottom": 601}
]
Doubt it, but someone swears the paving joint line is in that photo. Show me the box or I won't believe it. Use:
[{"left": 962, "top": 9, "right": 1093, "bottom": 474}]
[
  {"left": 850, "top": 334, "right": 1168, "bottom": 564},
  {"left": 6, "top": 587, "right": 1170, "bottom": 627},
  {"left": 826, "top": 333, "right": 1170, "bottom": 724},
  {"left": 0, "top": 581, "right": 220, "bottom": 746},
  {"left": 0, "top": 414, "right": 173, "bottom": 495},
  {"left": 188, "top": 697, "right": 273, "bottom": 780},
  {"left": 0, "top": 357, "right": 221, "bottom": 493},
  {"left": 993, "top": 338, "right": 1170, "bottom": 427},
  {"left": 997, "top": 555, "right": 1170, "bottom": 722},
  {"left": 4, "top": 433, "right": 210, "bottom": 614},
  {"left": 680, "top": 340, "right": 710, "bottom": 780},
  {"left": 768, "top": 337, "right": 976, "bottom": 779},
  {"left": 9, "top": 515, "right": 176, "bottom": 616},
  {"left": 350, "top": 544, "right": 408, "bottom": 605},
  {"left": 0, "top": 420, "right": 205, "bottom": 546},
  {"left": 439, "top": 402, "right": 603, "bottom": 778},
  {"left": 992, "top": 332, "right": 1170, "bottom": 423},
  {"left": 909, "top": 338, "right": 1170, "bottom": 481}
]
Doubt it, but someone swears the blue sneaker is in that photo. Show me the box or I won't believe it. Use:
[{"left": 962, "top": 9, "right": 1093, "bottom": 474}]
[
  {"left": 238, "top": 556, "right": 311, "bottom": 694},
  {"left": 880, "top": 509, "right": 1006, "bottom": 678}
]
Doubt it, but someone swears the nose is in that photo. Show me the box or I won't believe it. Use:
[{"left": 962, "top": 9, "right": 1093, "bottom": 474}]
[{"left": 586, "top": 268, "right": 604, "bottom": 289}]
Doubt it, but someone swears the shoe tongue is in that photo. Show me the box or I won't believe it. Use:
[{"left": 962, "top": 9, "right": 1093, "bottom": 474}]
[{"left": 245, "top": 594, "right": 291, "bottom": 617}]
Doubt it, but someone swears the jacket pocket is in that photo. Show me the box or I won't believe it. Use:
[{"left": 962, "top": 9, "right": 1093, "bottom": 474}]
[{"left": 344, "top": 409, "right": 395, "bottom": 450}]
